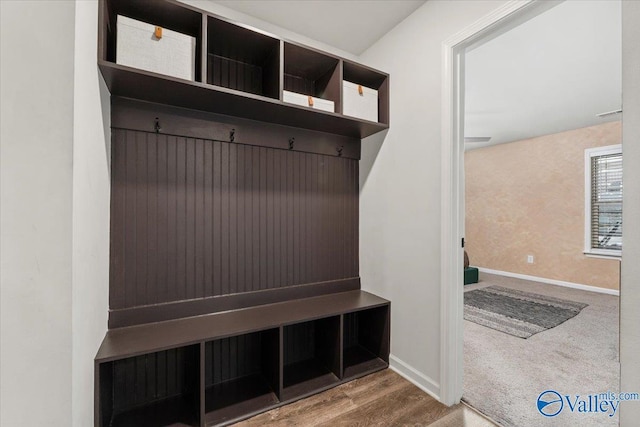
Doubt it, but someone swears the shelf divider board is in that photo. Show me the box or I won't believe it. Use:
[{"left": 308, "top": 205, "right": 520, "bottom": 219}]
[
  {"left": 200, "top": 342, "right": 206, "bottom": 427},
  {"left": 200, "top": 14, "right": 208, "bottom": 85},
  {"left": 278, "top": 40, "right": 285, "bottom": 101},
  {"left": 339, "top": 314, "right": 345, "bottom": 379}
]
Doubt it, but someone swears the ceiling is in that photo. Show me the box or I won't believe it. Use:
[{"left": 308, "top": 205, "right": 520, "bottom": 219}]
[
  {"left": 213, "top": 0, "right": 426, "bottom": 55},
  {"left": 465, "top": 0, "right": 621, "bottom": 150}
]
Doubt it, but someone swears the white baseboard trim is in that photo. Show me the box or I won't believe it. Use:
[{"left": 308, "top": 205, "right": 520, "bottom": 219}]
[
  {"left": 477, "top": 267, "right": 620, "bottom": 296},
  {"left": 389, "top": 354, "right": 441, "bottom": 401}
]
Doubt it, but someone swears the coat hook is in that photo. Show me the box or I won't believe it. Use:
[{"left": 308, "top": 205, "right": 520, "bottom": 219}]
[
  {"left": 289, "top": 137, "right": 295, "bottom": 150},
  {"left": 154, "top": 117, "right": 161, "bottom": 133},
  {"left": 336, "top": 145, "right": 344, "bottom": 157},
  {"left": 230, "top": 129, "right": 235, "bottom": 142}
]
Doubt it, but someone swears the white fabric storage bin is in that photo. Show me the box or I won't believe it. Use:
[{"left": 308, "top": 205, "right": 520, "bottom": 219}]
[
  {"left": 283, "top": 90, "right": 335, "bottom": 113},
  {"left": 342, "top": 81, "right": 378, "bottom": 122},
  {"left": 116, "top": 15, "right": 196, "bottom": 81}
]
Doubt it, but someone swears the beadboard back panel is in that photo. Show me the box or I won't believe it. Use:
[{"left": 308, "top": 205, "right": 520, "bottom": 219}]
[
  {"left": 109, "top": 127, "right": 359, "bottom": 314},
  {"left": 100, "top": 344, "right": 200, "bottom": 426}
]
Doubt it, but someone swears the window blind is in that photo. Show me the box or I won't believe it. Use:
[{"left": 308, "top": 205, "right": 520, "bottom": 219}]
[{"left": 591, "top": 152, "right": 622, "bottom": 251}]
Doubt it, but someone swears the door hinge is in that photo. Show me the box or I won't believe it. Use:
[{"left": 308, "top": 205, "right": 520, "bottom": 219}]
[{"left": 461, "top": 238, "right": 465, "bottom": 248}]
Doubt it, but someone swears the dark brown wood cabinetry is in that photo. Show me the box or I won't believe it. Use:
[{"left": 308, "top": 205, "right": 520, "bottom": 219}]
[
  {"left": 96, "top": 292, "right": 390, "bottom": 427},
  {"left": 98, "top": 0, "right": 389, "bottom": 138},
  {"left": 96, "top": 0, "right": 390, "bottom": 425}
]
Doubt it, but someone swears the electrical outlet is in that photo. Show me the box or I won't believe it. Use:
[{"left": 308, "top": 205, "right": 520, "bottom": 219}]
[{"left": 527, "top": 255, "right": 534, "bottom": 264}]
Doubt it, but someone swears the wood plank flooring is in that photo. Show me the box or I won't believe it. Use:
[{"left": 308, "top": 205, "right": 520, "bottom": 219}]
[{"left": 235, "top": 369, "right": 497, "bottom": 426}]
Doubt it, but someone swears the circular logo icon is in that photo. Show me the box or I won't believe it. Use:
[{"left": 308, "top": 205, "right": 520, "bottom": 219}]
[{"left": 537, "top": 390, "right": 563, "bottom": 417}]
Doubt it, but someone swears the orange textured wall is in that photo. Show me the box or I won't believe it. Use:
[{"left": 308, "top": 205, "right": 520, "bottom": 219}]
[{"left": 465, "top": 122, "right": 621, "bottom": 290}]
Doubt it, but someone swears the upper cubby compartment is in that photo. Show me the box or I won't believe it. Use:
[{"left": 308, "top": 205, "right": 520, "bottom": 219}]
[
  {"left": 101, "top": 0, "right": 203, "bottom": 82},
  {"left": 206, "top": 17, "right": 280, "bottom": 99},
  {"left": 342, "top": 61, "right": 390, "bottom": 125},
  {"left": 283, "top": 43, "right": 341, "bottom": 112}
]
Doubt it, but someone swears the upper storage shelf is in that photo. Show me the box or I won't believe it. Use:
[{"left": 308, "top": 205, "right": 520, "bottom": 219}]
[
  {"left": 206, "top": 16, "right": 280, "bottom": 99},
  {"left": 98, "top": 0, "right": 389, "bottom": 139}
]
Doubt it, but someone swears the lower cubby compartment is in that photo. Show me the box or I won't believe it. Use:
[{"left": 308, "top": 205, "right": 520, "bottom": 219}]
[
  {"left": 98, "top": 345, "right": 200, "bottom": 427},
  {"left": 343, "top": 306, "right": 390, "bottom": 379},
  {"left": 204, "top": 329, "right": 280, "bottom": 426},
  {"left": 282, "top": 316, "right": 341, "bottom": 401}
]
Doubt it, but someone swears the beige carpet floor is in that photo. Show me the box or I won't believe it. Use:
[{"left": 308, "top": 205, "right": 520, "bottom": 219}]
[{"left": 463, "top": 273, "right": 620, "bottom": 427}]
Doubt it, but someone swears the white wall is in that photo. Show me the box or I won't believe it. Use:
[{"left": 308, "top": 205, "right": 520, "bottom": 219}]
[
  {"left": 0, "top": 1, "right": 76, "bottom": 425},
  {"left": 620, "top": 0, "right": 640, "bottom": 424},
  {"left": 358, "top": 0, "right": 509, "bottom": 398},
  {"left": 71, "top": 1, "right": 111, "bottom": 426}
]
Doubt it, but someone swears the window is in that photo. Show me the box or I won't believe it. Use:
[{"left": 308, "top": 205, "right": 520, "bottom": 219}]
[{"left": 585, "top": 145, "right": 622, "bottom": 257}]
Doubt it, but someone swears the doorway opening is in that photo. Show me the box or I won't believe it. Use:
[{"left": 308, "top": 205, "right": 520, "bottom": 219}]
[{"left": 441, "top": 2, "right": 622, "bottom": 425}]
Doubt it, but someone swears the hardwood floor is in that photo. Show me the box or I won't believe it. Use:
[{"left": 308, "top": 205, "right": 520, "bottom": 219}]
[{"left": 235, "top": 369, "right": 497, "bottom": 427}]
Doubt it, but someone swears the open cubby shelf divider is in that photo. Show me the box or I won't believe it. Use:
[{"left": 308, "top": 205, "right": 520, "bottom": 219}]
[
  {"left": 98, "top": 0, "right": 389, "bottom": 138},
  {"left": 96, "top": 291, "right": 390, "bottom": 427}
]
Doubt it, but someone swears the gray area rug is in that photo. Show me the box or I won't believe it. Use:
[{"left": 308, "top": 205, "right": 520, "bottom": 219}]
[
  {"left": 464, "top": 285, "right": 588, "bottom": 338},
  {"left": 463, "top": 274, "right": 619, "bottom": 427}
]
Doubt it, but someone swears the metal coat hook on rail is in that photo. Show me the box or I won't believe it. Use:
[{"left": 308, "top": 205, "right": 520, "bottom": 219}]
[
  {"left": 336, "top": 145, "right": 344, "bottom": 157},
  {"left": 154, "top": 117, "right": 162, "bottom": 133},
  {"left": 289, "top": 137, "right": 295, "bottom": 150},
  {"left": 230, "top": 129, "right": 235, "bottom": 142}
]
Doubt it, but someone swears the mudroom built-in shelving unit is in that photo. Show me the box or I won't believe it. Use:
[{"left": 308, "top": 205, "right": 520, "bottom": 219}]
[{"left": 95, "top": 0, "right": 391, "bottom": 426}]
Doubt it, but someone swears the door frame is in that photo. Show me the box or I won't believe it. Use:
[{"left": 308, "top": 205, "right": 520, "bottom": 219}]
[{"left": 439, "top": 0, "right": 563, "bottom": 405}]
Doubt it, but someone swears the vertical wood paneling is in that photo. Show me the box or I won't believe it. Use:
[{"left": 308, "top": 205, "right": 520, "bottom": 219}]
[
  {"left": 260, "top": 148, "right": 268, "bottom": 290},
  {"left": 157, "top": 134, "right": 168, "bottom": 304},
  {"left": 266, "top": 149, "right": 275, "bottom": 290},
  {"left": 185, "top": 139, "right": 195, "bottom": 300},
  {"left": 207, "top": 55, "right": 264, "bottom": 97},
  {"left": 111, "top": 346, "right": 199, "bottom": 413},
  {"left": 286, "top": 151, "right": 294, "bottom": 288},
  {"left": 147, "top": 135, "right": 158, "bottom": 304},
  {"left": 213, "top": 141, "right": 222, "bottom": 297},
  {"left": 110, "top": 129, "right": 359, "bottom": 310},
  {"left": 176, "top": 137, "right": 187, "bottom": 302},
  {"left": 195, "top": 139, "right": 205, "bottom": 299},
  {"left": 252, "top": 148, "right": 260, "bottom": 292},
  {"left": 283, "top": 321, "right": 316, "bottom": 366},
  {"left": 204, "top": 142, "right": 213, "bottom": 297},
  {"left": 110, "top": 129, "right": 126, "bottom": 308},
  {"left": 220, "top": 143, "right": 230, "bottom": 296},
  {"left": 273, "top": 151, "right": 282, "bottom": 288},
  {"left": 229, "top": 144, "right": 238, "bottom": 297},
  {"left": 353, "top": 161, "right": 359, "bottom": 276},
  {"left": 236, "top": 145, "right": 246, "bottom": 294},
  {"left": 204, "top": 331, "right": 279, "bottom": 388},
  {"left": 166, "top": 136, "right": 178, "bottom": 303},
  {"left": 284, "top": 74, "right": 315, "bottom": 96},
  {"left": 124, "top": 130, "right": 137, "bottom": 307},
  {"left": 135, "top": 133, "right": 148, "bottom": 307}
]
